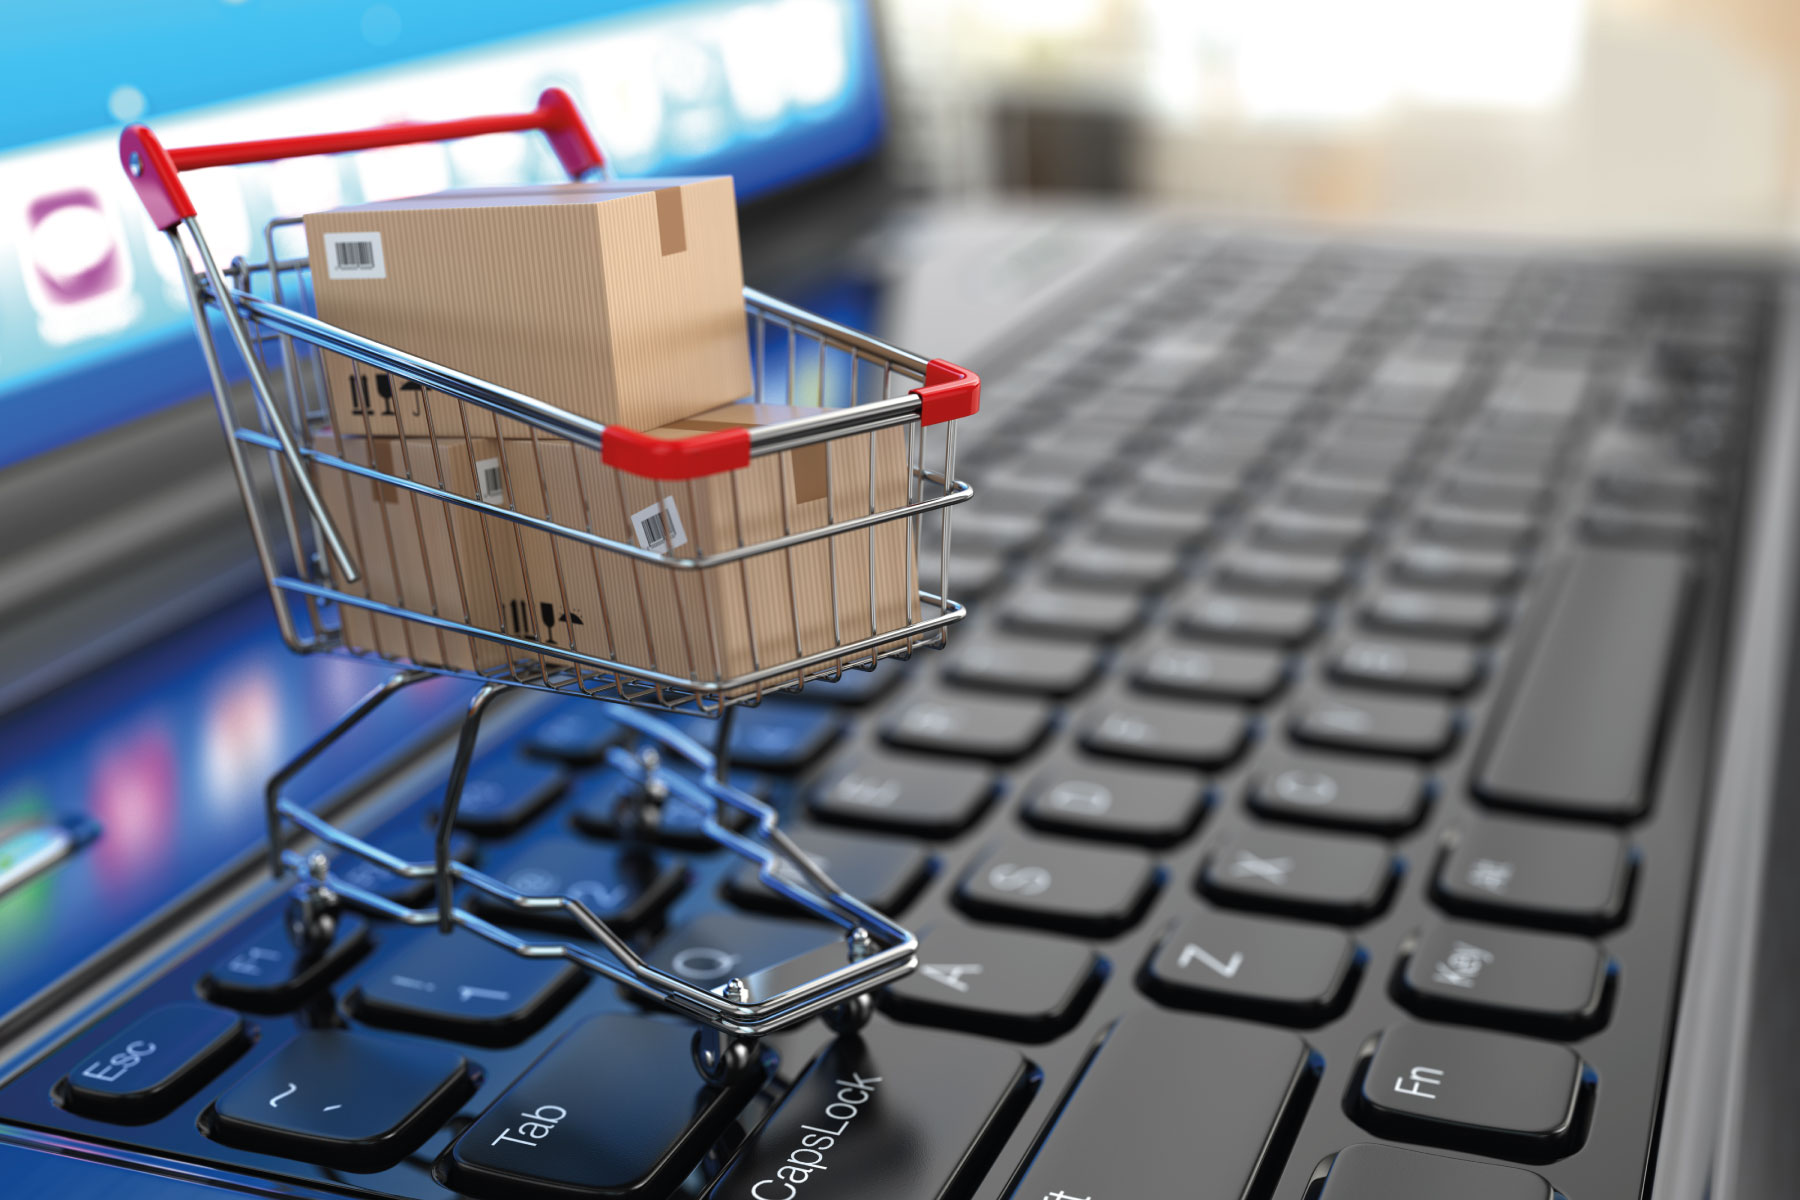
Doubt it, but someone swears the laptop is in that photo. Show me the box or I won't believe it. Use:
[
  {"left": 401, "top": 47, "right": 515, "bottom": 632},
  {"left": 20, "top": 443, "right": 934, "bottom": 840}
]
[{"left": 0, "top": 2, "right": 1790, "bottom": 1197}]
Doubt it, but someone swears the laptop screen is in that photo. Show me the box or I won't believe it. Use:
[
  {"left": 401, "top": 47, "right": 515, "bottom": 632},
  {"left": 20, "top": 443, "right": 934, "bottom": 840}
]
[{"left": 0, "top": 0, "right": 885, "bottom": 470}]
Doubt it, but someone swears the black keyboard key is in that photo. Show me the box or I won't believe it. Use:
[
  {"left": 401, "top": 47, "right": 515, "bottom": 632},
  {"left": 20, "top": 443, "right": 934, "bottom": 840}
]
[
  {"left": 1350, "top": 1021, "right": 1590, "bottom": 1160},
  {"left": 1396, "top": 921, "right": 1612, "bottom": 1037},
  {"left": 646, "top": 912, "right": 838, "bottom": 993},
  {"left": 1200, "top": 827, "right": 1398, "bottom": 923},
  {"left": 333, "top": 826, "right": 478, "bottom": 906},
  {"left": 445, "top": 758, "right": 568, "bottom": 836},
  {"left": 958, "top": 835, "right": 1159, "bottom": 937},
  {"left": 1391, "top": 543, "right": 1524, "bottom": 591},
  {"left": 1290, "top": 689, "right": 1458, "bottom": 758},
  {"left": 723, "top": 828, "right": 933, "bottom": 918},
  {"left": 1248, "top": 752, "right": 1429, "bottom": 833},
  {"left": 1141, "top": 909, "right": 1359, "bottom": 1026},
  {"left": 570, "top": 768, "right": 761, "bottom": 850},
  {"left": 205, "top": 1030, "right": 474, "bottom": 1171},
  {"left": 1580, "top": 506, "right": 1709, "bottom": 549},
  {"left": 1252, "top": 508, "right": 1373, "bottom": 554},
  {"left": 880, "top": 689, "right": 1052, "bottom": 760},
  {"left": 444, "top": 1014, "right": 762, "bottom": 1200},
  {"left": 1286, "top": 474, "right": 1393, "bottom": 517},
  {"left": 1312, "top": 1143, "right": 1556, "bottom": 1200},
  {"left": 1330, "top": 635, "right": 1483, "bottom": 694},
  {"left": 1020, "top": 753, "right": 1209, "bottom": 846},
  {"left": 1177, "top": 588, "right": 1321, "bottom": 646},
  {"left": 1048, "top": 539, "right": 1182, "bottom": 590},
  {"left": 1091, "top": 495, "right": 1215, "bottom": 547},
  {"left": 1011, "top": 1013, "right": 1317, "bottom": 1200},
  {"left": 925, "top": 549, "right": 1005, "bottom": 599},
  {"left": 1214, "top": 547, "right": 1350, "bottom": 597},
  {"left": 475, "top": 839, "right": 686, "bottom": 933},
  {"left": 881, "top": 922, "right": 1104, "bottom": 1041},
  {"left": 526, "top": 704, "right": 623, "bottom": 764},
  {"left": 346, "top": 931, "right": 583, "bottom": 1044},
  {"left": 1364, "top": 588, "right": 1506, "bottom": 638},
  {"left": 57, "top": 1005, "right": 246, "bottom": 1121},
  {"left": 674, "top": 706, "right": 843, "bottom": 772},
  {"left": 1439, "top": 475, "right": 1550, "bottom": 513},
  {"left": 1434, "top": 816, "right": 1633, "bottom": 932},
  {"left": 1416, "top": 506, "right": 1538, "bottom": 551},
  {"left": 1131, "top": 639, "right": 1288, "bottom": 702},
  {"left": 808, "top": 749, "right": 996, "bottom": 836},
  {"left": 944, "top": 633, "right": 1103, "bottom": 696},
  {"left": 1078, "top": 695, "right": 1253, "bottom": 768},
  {"left": 944, "top": 509, "right": 1045, "bottom": 555},
  {"left": 1002, "top": 586, "right": 1143, "bottom": 639},
  {"left": 706, "top": 1022, "right": 1032, "bottom": 1200},
  {"left": 202, "top": 915, "right": 371, "bottom": 1011},
  {"left": 1473, "top": 547, "right": 1690, "bottom": 820}
]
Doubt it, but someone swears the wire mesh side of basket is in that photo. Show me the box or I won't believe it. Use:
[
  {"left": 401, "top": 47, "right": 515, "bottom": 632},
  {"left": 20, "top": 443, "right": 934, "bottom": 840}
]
[
  {"left": 272, "top": 694, "right": 916, "bottom": 1038},
  {"left": 181, "top": 215, "right": 971, "bottom": 716}
]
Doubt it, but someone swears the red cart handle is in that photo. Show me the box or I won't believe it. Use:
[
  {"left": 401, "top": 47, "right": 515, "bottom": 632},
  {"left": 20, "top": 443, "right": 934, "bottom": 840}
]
[{"left": 119, "top": 87, "right": 604, "bottom": 230}]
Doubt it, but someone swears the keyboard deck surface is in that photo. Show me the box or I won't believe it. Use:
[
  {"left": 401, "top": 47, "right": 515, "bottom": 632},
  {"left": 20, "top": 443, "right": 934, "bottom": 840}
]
[{"left": 0, "top": 231, "right": 1772, "bottom": 1200}]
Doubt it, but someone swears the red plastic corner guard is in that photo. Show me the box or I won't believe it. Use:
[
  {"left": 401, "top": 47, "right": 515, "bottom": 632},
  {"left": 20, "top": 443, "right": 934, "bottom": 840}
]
[
  {"left": 120, "top": 123, "right": 195, "bottom": 231},
  {"left": 913, "top": 359, "right": 981, "bottom": 427},
  {"left": 602, "top": 425, "right": 752, "bottom": 481}
]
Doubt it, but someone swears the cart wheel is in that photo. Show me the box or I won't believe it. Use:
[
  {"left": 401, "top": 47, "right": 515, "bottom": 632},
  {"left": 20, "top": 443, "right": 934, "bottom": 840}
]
[
  {"left": 822, "top": 990, "right": 875, "bottom": 1035},
  {"left": 691, "top": 1028, "right": 760, "bottom": 1086}
]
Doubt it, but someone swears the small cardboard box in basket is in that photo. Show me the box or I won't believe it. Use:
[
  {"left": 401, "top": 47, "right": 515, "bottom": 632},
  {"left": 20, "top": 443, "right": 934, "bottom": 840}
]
[
  {"left": 313, "top": 402, "right": 918, "bottom": 697},
  {"left": 303, "top": 178, "right": 752, "bottom": 439}
]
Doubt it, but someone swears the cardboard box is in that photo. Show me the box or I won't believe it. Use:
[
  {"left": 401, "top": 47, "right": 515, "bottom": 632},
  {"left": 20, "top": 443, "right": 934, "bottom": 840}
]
[
  {"left": 313, "top": 403, "right": 918, "bottom": 696},
  {"left": 304, "top": 178, "right": 752, "bottom": 440}
]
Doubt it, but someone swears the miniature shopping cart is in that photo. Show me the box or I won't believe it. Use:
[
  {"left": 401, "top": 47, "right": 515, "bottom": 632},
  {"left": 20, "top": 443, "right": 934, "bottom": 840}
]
[{"left": 118, "top": 89, "right": 977, "bottom": 1083}]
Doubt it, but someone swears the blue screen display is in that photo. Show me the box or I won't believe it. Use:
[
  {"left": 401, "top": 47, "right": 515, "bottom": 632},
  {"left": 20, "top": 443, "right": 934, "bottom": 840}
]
[{"left": 0, "top": 0, "right": 883, "bottom": 469}]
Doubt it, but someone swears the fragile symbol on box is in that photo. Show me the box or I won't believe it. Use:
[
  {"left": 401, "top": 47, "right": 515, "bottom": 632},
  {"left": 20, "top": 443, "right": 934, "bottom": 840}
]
[{"left": 631, "top": 497, "right": 688, "bottom": 554}]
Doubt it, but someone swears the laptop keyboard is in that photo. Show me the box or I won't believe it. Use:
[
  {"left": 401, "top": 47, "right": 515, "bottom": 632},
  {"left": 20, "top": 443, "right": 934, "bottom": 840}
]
[{"left": 0, "top": 232, "right": 1770, "bottom": 1199}]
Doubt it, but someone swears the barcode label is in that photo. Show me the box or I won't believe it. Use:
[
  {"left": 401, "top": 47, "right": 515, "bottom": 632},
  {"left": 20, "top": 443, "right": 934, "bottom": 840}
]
[
  {"left": 475, "top": 457, "right": 505, "bottom": 504},
  {"left": 323, "top": 231, "right": 386, "bottom": 280},
  {"left": 630, "top": 497, "right": 688, "bottom": 554}
]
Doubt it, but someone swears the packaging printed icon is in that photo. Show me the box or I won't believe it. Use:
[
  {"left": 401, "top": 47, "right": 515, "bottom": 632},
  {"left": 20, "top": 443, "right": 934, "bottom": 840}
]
[
  {"left": 314, "top": 401, "right": 917, "bottom": 695},
  {"left": 303, "top": 178, "right": 752, "bottom": 440}
]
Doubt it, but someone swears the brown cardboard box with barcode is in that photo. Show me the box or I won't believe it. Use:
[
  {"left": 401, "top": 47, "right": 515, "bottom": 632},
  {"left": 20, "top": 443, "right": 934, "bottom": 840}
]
[
  {"left": 303, "top": 178, "right": 751, "bottom": 440},
  {"left": 314, "top": 402, "right": 917, "bottom": 695}
]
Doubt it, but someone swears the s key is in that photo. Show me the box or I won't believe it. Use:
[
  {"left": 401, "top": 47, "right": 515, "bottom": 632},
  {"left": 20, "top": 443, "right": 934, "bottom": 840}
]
[{"left": 958, "top": 836, "right": 1160, "bottom": 937}]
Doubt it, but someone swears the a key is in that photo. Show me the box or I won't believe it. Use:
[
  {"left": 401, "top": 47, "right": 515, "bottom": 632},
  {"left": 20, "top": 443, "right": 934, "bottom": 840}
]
[
  {"left": 1329, "top": 635, "right": 1483, "bottom": 694},
  {"left": 1350, "top": 1021, "right": 1591, "bottom": 1160},
  {"left": 1291, "top": 689, "right": 1458, "bottom": 759},
  {"left": 1396, "top": 921, "right": 1612, "bottom": 1038},
  {"left": 443, "top": 758, "right": 568, "bottom": 837},
  {"left": 1433, "top": 816, "right": 1633, "bottom": 932},
  {"left": 204, "top": 1030, "right": 474, "bottom": 1171},
  {"left": 881, "top": 689, "right": 1053, "bottom": 760},
  {"left": 1090, "top": 495, "right": 1215, "bottom": 547},
  {"left": 1416, "top": 506, "right": 1538, "bottom": 551},
  {"left": 958, "top": 835, "right": 1159, "bottom": 937},
  {"left": 1176, "top": 587, "right": 1321, "bottom": 646},
  {"left": 1002, "top": 586, "right": 1144, "bottom": 640},
  {"left": 646, "top": 912, "right": 839, "bottom": 994},
  {"left": 723, "top": 828, "right": 933, "bottom": 918},
  {"left": 57, "top": 1005, "right": 246, "bottom": 1121},
  {"left": 1364, "top": 588, "right": 1507, "bottom": 638},
  {"left": 1390, "top": 543, "right": 1524, "bottom": 591},
  {"left": 1020, "top": 753, "right": 1210, "bottom": 846},
  {"left": 673, "top": 707, "right": 843, "bottom": 772},
  {"left": 808, "top": 749, "right": 997, "bottom": 837},
  {"left": 202, "top": 915, "right": 371, "bottom": 1011},
  {"left": 333, "top": 826, "right": 477, "bottom": 906},
  {"left": 526, "top": 704, "right": 624, "bottom": 764},
  {"left": 923, "top": 549, "right": 1004, "bottom": 599},
  {"left": 1200, "top": 827, "right": 1398, "bottom": 923},
  {"left": 705, "top": 1022, "right": 1033, "bottom": 1200},
  {"left": 1310, "top": 1143, "right": 1557, "bottom": 1200},
  {"left": 1010, "top": 1013, "right": 1317, "bottom": 1200},
  {"left": 569, "top": 768, "right": 761, "bottom": 850},
  {"left": 1078, "top": 695, "right": 1253, "bottom": 768},
  {"left": 941, "top": 509, "right": 1044, "bottom": 556},
  {"left": 443, "top": 1015, "right": 763, "bottom": 1200},
  {"left": 1594, "top": 466, "right": 1715, "bottom": 511},
  {"left": 474, "top": 839, "right": 686, "bottom": 933},
  {"left": 1252, "top": 508, "right": 1374, "bottom": 554},
  {"left": 1130, "top": 639, "right": 1289, "bottom": 702},
  {"left": 1439, "top": 475, "right": 1550, "bottom": 514},
  {"left": 1214, "top": 547, "right": 1351, "bottom": 598},
  {"left": 944, "top": 632, "right": 1103, "bottom": 696},
  {"left": 881, "top": 922, "right": 1104, "bottom": 1041},
  {"left": 346, "top": 930, "right": 584, "bottom": 1044},
  {"left": 1140, "top": 909, "right": 1360, "bottom": 1026},
  {"left": 1048, "top": 540, "right": 1183, "bottom": 590},
  {"left": 1248, "top": 752, "right": 1429, "bottom": 833},
  {"left": 1473, "top": 547, "right": 1690, "bottom": 820},
  {"left": 1581, "top": 506, "right": 1708, "bottom": 549},
  {"left": 1286, "top": 474, "right": 1394, "bottom": 518}
]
